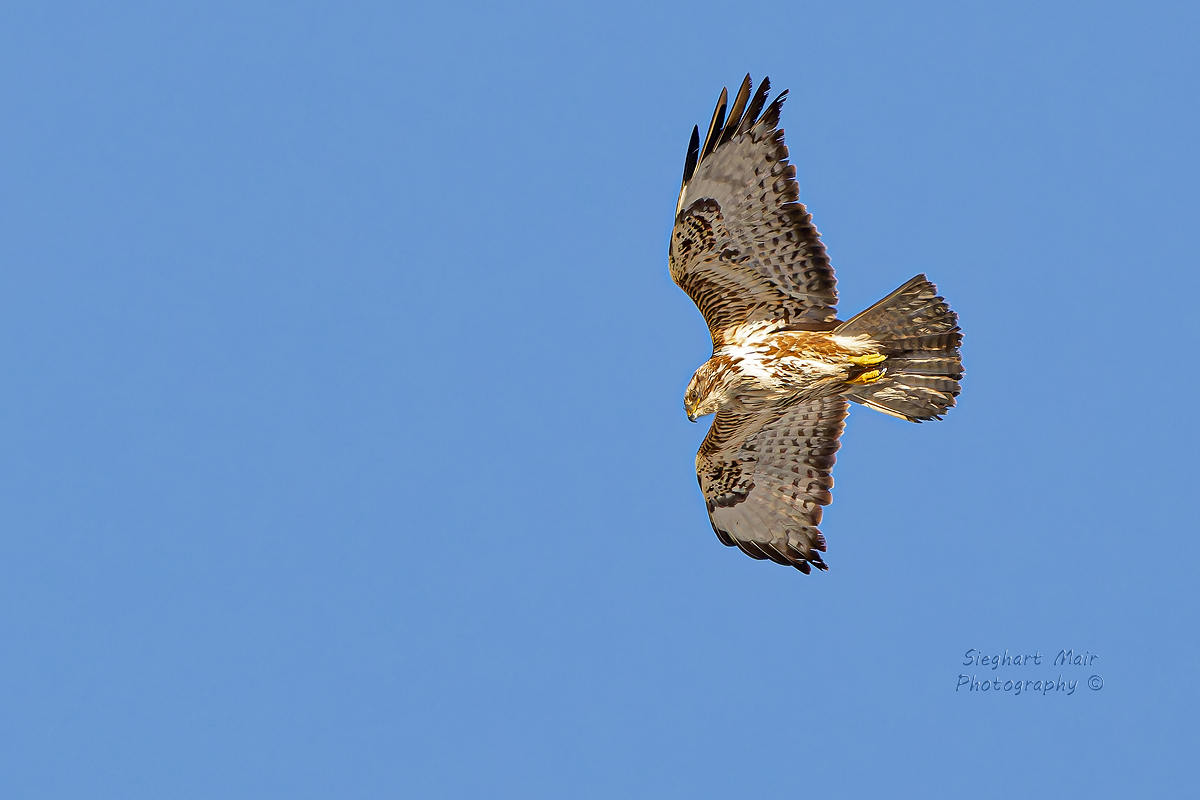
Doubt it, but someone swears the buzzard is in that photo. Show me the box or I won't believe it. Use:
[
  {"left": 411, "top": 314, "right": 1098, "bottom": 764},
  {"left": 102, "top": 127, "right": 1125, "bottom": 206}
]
[{"left": 671, "top": 74, "right": 963, "bottom": 573}]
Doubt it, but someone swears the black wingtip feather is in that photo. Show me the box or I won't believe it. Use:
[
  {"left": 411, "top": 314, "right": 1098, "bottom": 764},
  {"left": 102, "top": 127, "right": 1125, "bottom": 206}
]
[
  {"left": 717, "top": 74, "right": 753, "bottom": 148},
  {"left": 700, "top": 86, "right": 728, "bottom": 161},
  {"left": 683, "top": 75, "right": 787, "bottom": 188},
  {"left": 682, "top": 125, "right": 700, "bottom": 184},
  {"left": 739, "top": 76, "right": 771, "bottom": 135},
  {"left": 760, "top": 89, "right": 788, "bottom": 129}
]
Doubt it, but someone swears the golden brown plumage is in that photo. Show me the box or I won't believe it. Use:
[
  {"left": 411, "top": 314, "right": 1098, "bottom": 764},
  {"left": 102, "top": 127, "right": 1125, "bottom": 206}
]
[{"left": 671, "top": 75, "right": 963, "bottom": 573}]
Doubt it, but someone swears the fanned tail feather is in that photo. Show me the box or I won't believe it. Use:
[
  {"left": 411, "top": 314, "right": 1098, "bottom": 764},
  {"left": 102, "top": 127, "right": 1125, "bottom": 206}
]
[{"left": 836, "top": 275, "right": 963, "bottom": 422}]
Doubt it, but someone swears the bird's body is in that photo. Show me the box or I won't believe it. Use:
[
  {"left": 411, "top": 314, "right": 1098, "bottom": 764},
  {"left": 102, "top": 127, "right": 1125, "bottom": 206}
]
[
  {"left": 671, "top": 75, "right": 963, "bottom": 573},
  {"left": 690, "top": 328, "right": 884, "bottom": 416}
]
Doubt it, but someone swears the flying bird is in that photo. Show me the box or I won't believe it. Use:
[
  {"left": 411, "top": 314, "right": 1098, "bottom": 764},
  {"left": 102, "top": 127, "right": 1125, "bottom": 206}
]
[{"left": 671, "top": 74, "right": 963, "bottom": 573}]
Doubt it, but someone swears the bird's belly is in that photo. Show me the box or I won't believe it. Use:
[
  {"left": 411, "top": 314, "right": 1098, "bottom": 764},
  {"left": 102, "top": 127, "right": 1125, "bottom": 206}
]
[
  {"left": 730, "top": 352, "right": 847, "bottom": 406},
  {"left": 773, "top": 357, "right": 849, "bottom": 399}
]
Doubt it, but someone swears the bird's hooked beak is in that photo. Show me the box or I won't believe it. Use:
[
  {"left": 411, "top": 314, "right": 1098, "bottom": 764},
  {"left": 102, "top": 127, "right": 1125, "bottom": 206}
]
[{"left": 685, "top": 401, "right": 697, "bottom": 423}]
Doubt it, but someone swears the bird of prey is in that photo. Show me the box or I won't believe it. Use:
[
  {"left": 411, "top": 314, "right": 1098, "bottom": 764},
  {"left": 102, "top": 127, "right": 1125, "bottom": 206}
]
[{"left": 671, "top": 74, "right": 963, "bottom": 573}]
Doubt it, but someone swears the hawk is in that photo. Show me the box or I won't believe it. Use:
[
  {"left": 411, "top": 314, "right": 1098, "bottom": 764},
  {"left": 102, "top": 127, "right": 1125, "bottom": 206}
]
[{"left": 671, "top": 74, "right": 963, "bottom": 573}]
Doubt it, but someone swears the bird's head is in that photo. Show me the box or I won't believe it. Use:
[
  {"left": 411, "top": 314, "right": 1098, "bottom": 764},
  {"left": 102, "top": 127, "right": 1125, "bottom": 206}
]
[{"left": 684, "top": 360, "right": 731, "bottom": 422}]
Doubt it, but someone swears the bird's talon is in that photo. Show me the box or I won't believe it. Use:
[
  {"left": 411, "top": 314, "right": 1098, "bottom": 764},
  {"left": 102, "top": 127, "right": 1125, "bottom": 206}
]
[
  {"left": 848, "top": 353, "right": 887, "bottom": 366},
  {"left": 848, "top": 368, "right": 885, "bottom": 385}
]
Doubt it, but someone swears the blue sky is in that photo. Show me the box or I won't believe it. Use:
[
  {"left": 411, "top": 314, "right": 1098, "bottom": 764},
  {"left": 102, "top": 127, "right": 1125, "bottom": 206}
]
[{"left": 2, "top": 0, "right": 1198, "bottom": 796}]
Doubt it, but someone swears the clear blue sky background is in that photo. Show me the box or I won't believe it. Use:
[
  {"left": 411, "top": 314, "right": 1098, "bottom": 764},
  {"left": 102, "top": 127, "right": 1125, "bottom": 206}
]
[{"left": 1, "top": 1, "right": 1197, "bottom": 796}]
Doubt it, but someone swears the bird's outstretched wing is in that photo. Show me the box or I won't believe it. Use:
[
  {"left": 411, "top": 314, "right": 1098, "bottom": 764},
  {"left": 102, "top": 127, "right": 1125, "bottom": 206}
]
[
  {"left": 697, "top": 397, "right": 848, "bottom": 573},
  {"left": 670, "top": 74, "right": 838, "bottom": 349}
]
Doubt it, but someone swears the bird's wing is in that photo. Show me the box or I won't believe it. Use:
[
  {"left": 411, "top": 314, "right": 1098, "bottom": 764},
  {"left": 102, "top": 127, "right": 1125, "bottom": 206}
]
[
  {"left": 697, "top": 397, "right": 848, "bottom": 573},
  {"left": 670, "top": 75, "right": 838, "bottom": 349}
]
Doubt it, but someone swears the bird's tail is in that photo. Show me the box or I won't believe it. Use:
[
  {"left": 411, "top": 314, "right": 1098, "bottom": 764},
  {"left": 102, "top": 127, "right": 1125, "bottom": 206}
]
[{"left": 835, "top": 275, "right": 963, "bottom": 422}]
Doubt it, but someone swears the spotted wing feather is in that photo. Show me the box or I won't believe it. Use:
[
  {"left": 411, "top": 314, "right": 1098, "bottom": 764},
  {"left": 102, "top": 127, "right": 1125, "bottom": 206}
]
[
  {"left": 670, "top": 75, "right": 838, "bottom": 348},
  {"left": 697, "top": 398, "right": 848, "bottom": 573}
]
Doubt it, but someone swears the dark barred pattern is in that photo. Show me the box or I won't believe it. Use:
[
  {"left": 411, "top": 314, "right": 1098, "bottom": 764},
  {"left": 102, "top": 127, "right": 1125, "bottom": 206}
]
[
  {"left": 670, "top": 74, "right": 838, "bottom": 348},
  {"left": 698, "top": 398, "right": 848, "bottom": 573},
  {"left": 698, "top": 409, "right": 758, "bottom": 510},
  {"left": 837, "top": 275, "right": 964, "bottom": 421},
  {"left": 667, "top": 208, "right": 716, "bottom": 280}
]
